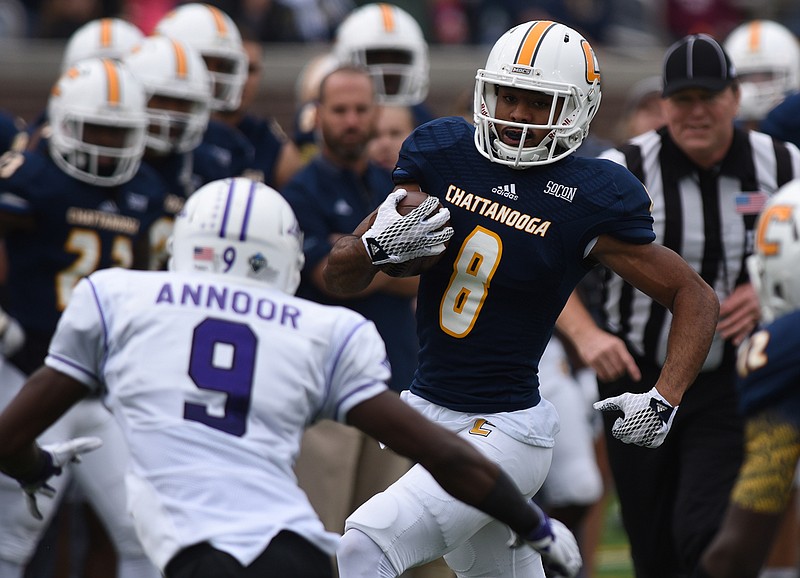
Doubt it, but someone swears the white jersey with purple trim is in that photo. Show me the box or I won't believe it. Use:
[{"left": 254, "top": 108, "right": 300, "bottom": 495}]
[{"left": 45, "top": 267, "right": 391, "bottom": 571}]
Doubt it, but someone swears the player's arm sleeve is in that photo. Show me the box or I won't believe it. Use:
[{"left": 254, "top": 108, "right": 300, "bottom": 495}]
[
  {"left": 583, "top": 160, "right": 655, "bottom": 250},
  {"left": 392, "top": 127, "right": 428, "bottom": 187},
  {"left": 318, "top": 316, "right": 391, "bottom": 423},
  {"left": 44, "top": 277, "right": 106, "bottom": 393}
]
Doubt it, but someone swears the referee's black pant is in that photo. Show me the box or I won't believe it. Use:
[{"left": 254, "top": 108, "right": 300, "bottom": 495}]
[{"left": 599, "top": 349, "right": 744, "bottom": 578}]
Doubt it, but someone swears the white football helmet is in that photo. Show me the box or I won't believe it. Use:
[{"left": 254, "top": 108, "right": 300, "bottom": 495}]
[
  {"left": 724, "top": 20, "right": 800, "bottom": 122},
  {"left": 123, "top": 36, "right": 212, "bottom": 154},
  {"left": 474, "top": 20, "right": 602, "bottom": 168},
  {"left": 747, "top": 180, "right": 800, "bottom": 324},
  {"left": 48, "top": 58, "right": 147, "bottom": 186},
  {"left": 154, "top": 3, "right": 248, "bottom": 112},
  {"left": 169, "top": 178, "right": 305, "bottom": 294},
  {"left": 333, "top": 3, "right": 429, "bottom": 106},
  {"left": 61, "top": 17, "right": 144, "bottom": 73}
]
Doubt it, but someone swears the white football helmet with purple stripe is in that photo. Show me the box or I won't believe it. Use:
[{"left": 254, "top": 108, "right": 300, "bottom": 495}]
[{"left": 169, "top": 178, "right": 304, "bottom": 294}]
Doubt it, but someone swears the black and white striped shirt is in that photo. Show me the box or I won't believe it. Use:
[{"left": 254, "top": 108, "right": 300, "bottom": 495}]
[{"left": 599, "top": 126, "right": 800, "bottom": 371}]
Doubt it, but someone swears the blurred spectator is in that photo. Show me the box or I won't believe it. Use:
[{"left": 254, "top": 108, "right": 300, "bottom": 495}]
[
  {"left": 31, "top": 0, "right": 123, "bottom": 38},
  {"left": 292, "top": 51, "right": 339, "bottom": 163},
  {"left": 662, "top": 0, "right": 742, "bottom": 43},
  {"left": 0, "top": 0, "right": 25, "bottom": 37},
  {"left": 616, "top": 75, "right": 666, "bottom": 143},
  {"left": 221, "top": 0, "right": 304, "bottom": 42},
  {"left": 367, "top": 104, "right": 416, "bottom": 171},
  {"left": 122, "top": 0, "right": 174, "bottom": 34}
]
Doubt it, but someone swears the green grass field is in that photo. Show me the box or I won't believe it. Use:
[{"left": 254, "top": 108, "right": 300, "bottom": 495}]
[{"left": 594, "top": 493, "right": 634, "bottom": 578}]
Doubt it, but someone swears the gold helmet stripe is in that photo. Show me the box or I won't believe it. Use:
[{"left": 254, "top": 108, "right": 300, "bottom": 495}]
[
  {"left": 515, "top": 21, "right": 556, "bottom": 66},
  {"left": 379, "top": 4, "right": 395, "bottom": 32},
  {"left": 102, "top": 58, "right": 121, "bottom": 105}
]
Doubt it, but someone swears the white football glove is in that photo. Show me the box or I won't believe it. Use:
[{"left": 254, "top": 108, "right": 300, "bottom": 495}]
[
  {"left": 594, "top": 387, "right": 678, "bottom": 448},
  {"left": 361, "top": 189, "right": 454, "bottom": 266},
  {"left": 510, "top": 501, "right": 582, "bottom": 578},
  {"left": 18, "top": 437, "right": 103, "bottom": 520}
]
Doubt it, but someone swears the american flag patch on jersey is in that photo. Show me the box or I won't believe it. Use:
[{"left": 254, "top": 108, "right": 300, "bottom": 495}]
[
  {"left": 193, "top": 247, "right": 214, "bottom": 261},
  {"left": 735, "top": 192, "right": 768, "bottom": 215}
]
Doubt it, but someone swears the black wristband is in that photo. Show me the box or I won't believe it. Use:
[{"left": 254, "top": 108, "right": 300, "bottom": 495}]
[{"left": 16, "top": 448, "right": 58, "bottom": 486}]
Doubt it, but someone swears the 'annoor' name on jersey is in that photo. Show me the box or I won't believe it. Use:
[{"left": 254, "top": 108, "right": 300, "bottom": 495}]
[{"left": 155, "top": 282, "right": 300, "bottom": 328}]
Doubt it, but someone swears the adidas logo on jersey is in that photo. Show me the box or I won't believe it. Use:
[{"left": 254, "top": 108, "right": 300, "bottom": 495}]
[
  {"left": 543, "top": 180, "right": 577, "bottom": 203},
  {"left": 491, "top": 184, "right": 518, "bottom": 201}
]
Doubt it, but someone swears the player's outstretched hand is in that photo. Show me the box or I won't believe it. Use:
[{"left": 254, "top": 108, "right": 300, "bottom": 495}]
[
  {"left": 594, "top": 387, "right": 677, "bottom": 448},
  {"left": 18, "top": 437, "right": 103, "bottom": 520},
  {"left": 361, "top": 189, "right": 453, "bottom": 266},
  {"left": 511, "top": 501, "right": 582, "bottom": 578}
]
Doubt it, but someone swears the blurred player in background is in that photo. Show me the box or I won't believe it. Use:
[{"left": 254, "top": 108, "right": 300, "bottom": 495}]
[
  {"left": 724, "top": 20, "right": 800, "bottom": 131},
  {"left": 122, "top": 35, "right": 213, "bottom": 270},
  {"left": 332, "top": 3, "right": 434, "bottom": 126},
  {"left": 153, "top": 3, "right": 257, "bottom": 184},
  {"left": 0, "top": 57, "right": 164, "bottom": 578},
  {"left": 694, "top": 180, "right": 800, "bottom": 578}
]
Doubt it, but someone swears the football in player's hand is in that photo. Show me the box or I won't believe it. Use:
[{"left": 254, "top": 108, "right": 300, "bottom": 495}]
[{"left": 380, "top": 190, "right": 450, "bottom": 278}]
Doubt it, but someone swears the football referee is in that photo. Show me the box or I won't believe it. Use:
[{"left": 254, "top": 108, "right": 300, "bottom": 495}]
[{"left": 559, "top": 33, "right": 800, "bottom": 578}]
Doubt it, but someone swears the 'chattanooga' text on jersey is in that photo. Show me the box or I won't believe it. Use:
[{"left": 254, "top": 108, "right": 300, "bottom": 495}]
[{"left": 445, "top": 184, "right": 552, "bottom": 236}]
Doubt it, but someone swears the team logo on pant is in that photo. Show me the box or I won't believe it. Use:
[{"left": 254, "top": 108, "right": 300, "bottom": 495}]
[{"left": 469, "top": 418, "right": 495, "bottom": 436}]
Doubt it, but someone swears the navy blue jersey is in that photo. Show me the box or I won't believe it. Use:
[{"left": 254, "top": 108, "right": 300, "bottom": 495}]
[
  {"left": 194, "top": 119, "right": 255, "bottom": 184},
  {"left": 0, "top": 111, "right": 24, "bottom": 153},
  {"left": 0, "top": 149, "right": 166, "bottom": 336},
  {"left": 760, "top": 92, "right": 800, "bottom": 149},
  {"left": 397, "top": 117, "right": 655, "bottom": 412},
  {"left": 145, "top": 152, "right": 197, "bottom": 201},
  {"left": 236, "top": 114, "right": 286, "bottom": 187},
  {"left": 736, "top": 310, "right": 800, "bottom": 420}
]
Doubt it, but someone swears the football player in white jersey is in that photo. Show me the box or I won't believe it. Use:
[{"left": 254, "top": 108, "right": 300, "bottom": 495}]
[{"left": 0, "top": 178, "right": 581, "bottom": 578}]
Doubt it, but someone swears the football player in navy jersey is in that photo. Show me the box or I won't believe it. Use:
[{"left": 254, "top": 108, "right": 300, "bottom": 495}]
[
  {"left": 324, "top": 21, "right": 719, "bottom": 578},
  {"left": 121, "top": 35, "right": 214, "bottom": 270},
  {"left": 153, "top": 4, "right": 260, "bottom": 185},
  {"left": 0, "top": 58, "right": 163, "bottom": 578},
  {"left": 693, "top": 180, "right": 800, "bottom": 578}
]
